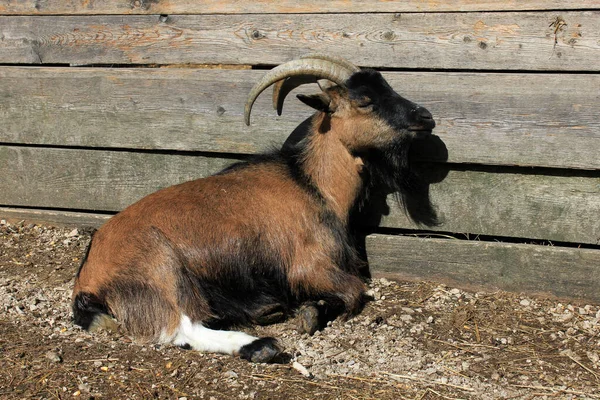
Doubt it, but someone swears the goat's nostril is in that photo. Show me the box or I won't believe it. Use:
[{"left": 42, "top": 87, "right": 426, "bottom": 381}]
[
  {"left": 408, "top": 107, "right": 435, "bottom": 131},
  {"left": 416, "top": 108, "right": 433, "bottom": 121}
]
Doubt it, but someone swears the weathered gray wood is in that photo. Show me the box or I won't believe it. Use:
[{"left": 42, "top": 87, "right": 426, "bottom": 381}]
[
  {"left": 2, "top": 0, "right": 598, "bottom": 15},
  {"left": 1, "top": 146, "right": 599, "bottom": 244},
  {"left": 1, "top": 67, "right": 599, "bottom": 170},
  {"left": 1, "top": 12, "right": 599, "bottom": 70},
  {"left": 0, "top": 207, "right": 111, "bottom": 228},
  {"left": 378, "top": 168, "right": 600, "bottom": 245},
  {"left": 366, "top": 234, "right": 600, "bottom": 302},
  {"left": 0, "top": 146, "right": 238, "bottom": 211}
]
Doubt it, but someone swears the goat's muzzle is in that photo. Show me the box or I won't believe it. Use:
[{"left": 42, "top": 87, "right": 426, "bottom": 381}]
[{"left": 408, "top": 107, "right": 436, "bottom": 133}]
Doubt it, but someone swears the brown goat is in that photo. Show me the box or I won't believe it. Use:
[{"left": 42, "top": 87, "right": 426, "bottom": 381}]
[{"left": 72, "top": 56, "right": 436, "bottom": 362}]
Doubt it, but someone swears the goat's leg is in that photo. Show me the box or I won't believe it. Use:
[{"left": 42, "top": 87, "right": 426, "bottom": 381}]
[
  {"left": 171, "top": 315, "right": 282, "bottom": 363},
  {"left": 295, "top": 270, "right": 367, "bottom": 334},
  {"left": 251, "top": 303, "right": 287, "bottom": 326}
]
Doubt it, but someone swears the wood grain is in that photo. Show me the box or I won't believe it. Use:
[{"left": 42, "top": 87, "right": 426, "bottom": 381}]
[
  {"left": 377, "top": 167, "right": 600, "bottom": 245},
  {"left": 1, "top": 146, "right": 598, "bottom": 245},
  {"left": 1, "top": 67, "right": 599, "bottom": 170},
  {"left": 2, "top": 1, "right": 598, "bottom": 15},
  {"left": 0, "top": 146, "right": 237, "bottom": 211},
  {"left": 366, "top": 234, "right": 600, "bottom": 302},
  {"left": 1, "top": 12, "right": 598, "bottom": 70}
]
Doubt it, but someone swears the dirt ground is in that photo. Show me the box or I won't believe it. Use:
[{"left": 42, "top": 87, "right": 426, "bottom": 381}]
[{"left": 1, "top": 220, "right": 599, "bottom": 400}]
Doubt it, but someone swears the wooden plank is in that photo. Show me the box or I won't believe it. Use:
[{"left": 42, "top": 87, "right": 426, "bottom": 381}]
[
  {"left": 0, "top": 207, "right": 111, "bottom": 228},
  {"left": 3, "top": 205, "right": 600, "bottom": 303},
  {"left": 0, "top": 146, "right": 238, "bottom": 211},
  {"left": 1, "top": 146, "right": 599, "bottom": 244},
  {"left": 376, "top": 167, "right": 600, "bottom": 245},
  {"left": 2, "top": 1, "right": 599, "bottom": 15},
  {"left": 366, "top": 234, "right": 600, "bottom": 302},
  {"left": 1, "top": 12, "right": 599, "bottom": 70},
  {"left": 1, "top": 67, "right": 599, "bottom": 170}
]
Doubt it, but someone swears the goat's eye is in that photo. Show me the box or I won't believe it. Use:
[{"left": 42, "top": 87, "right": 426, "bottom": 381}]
[
  {"left": 356, "top": 100, "right": 375, "bottom": 111},
  {"left": 354, "top": 95, "right": 373, "bottom": 109}
]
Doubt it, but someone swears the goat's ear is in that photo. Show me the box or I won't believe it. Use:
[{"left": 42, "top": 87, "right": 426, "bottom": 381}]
[{"left": 297, "top": 93, "right": 331, "bottom": 113}]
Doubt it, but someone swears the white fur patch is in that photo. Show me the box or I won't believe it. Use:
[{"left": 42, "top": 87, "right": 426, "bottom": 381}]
[{"left": 170, "top": 315, "right": 257, "bottom": 355}]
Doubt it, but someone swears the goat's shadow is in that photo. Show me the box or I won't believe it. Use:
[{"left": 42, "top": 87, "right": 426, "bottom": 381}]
[
  {"left": 351, "top": 134, "right": 449, "bottom": 277},
  {"left": 282, "top": 117, "right": 450, "bottom": 278}
]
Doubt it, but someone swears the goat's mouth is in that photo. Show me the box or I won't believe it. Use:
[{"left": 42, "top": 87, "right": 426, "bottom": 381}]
[
  {"left": 408, "top": 126, "right": 434, "bottom": 136},
  {"left": 408, "top": 120, "right": 436, "bottom": 133}
]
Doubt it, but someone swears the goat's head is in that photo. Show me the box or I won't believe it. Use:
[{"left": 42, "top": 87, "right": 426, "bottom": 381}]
[{"left": 245, "top": 55, "right": 436, "bottom": 193}]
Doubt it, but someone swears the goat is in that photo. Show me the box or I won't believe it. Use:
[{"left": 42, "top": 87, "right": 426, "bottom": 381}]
[{"left": 71, "top": 55, "right": 436, "bottom": 363}]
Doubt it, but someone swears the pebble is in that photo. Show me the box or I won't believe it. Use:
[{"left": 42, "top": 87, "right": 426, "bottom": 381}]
[
  {"left": 66, "top": 228, "right": 79, "bottom": 238},
  {"left": 78, "top": 383, "right": 90, "bottom": 393},
  {"left": 45, "top": 351, "right": 62, "bottom": 363},
  {"left": 400, "top": 314, "right": 414, "bottom": 323},
  {"left": 223, "top": 370, "right": 238, "bottom": 379},
  {"left": 520, "top": 299, "right": 531, "bottom": 307}
]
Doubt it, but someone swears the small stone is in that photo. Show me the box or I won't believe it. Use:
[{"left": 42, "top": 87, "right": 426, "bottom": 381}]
[
  {"left": 449, "top": 288, "right": 461, "bottom": 295},
  {"left": 66, "top": 228, "right": 79, "bottom": 237},
  {"left": 587, "top": 351, "right": 599, "bottom": 365},
  {"left": 520, "top": 299, "right": 531, "bottom": 307},
  {"left": 400, "top": 314, "right": 414, "bottom": 323},
  {"left": 45, "top": 351, "right": 62, "bottom": 363},
  {"left": 560, "top": 313, "right": 574, "bottom": 323},
  {"left": 77, "top": 383, "right": 90, "bottom": 393},
  {"left": 380, "top": 278, "right": 393, "bottom": 287},
  {"left": 223, "top": 370, "right": 238, "bottom": 379}
]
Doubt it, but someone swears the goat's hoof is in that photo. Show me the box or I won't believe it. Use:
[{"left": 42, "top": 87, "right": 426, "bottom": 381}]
[
  {"left": 297, "top": 304, "right": 320, "bottom": 335},
  {"left": 239, "top": 337, "right": 282, "bottom": 363}
]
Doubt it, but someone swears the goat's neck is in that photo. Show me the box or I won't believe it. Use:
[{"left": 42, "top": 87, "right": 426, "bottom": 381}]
[{"left": 300, "top": 117, "right": 362, "bottom": 223}]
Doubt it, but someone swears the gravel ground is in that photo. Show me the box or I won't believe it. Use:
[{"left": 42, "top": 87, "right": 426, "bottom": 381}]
[{"left": 1, "top": 220, "right": 599, "bottom": 399}]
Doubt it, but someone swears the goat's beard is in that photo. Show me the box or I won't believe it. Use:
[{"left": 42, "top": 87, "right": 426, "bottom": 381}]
[{"left": 354, "top": 136, "right": 439, "bottom": 227}]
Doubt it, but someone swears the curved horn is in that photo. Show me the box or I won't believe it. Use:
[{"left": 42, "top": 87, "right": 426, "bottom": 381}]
[
  {"left": 244, "top": 58, "right": 357, "bottom": 126},
  {"left": 272, "top": 54, "right": 360, "bottom": 115}
]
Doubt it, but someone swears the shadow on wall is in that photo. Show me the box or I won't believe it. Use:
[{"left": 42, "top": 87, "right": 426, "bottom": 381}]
[
  {"left": 282, "top": 117, "right": 450, "bottom": 278},
  {"left": 350, "top": 133, "right": 449, "bottom": 277}
]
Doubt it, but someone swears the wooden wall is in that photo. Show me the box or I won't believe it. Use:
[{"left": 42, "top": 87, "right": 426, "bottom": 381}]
[{"left": 1, "top": 1, "right": 599, "bottom": 301}]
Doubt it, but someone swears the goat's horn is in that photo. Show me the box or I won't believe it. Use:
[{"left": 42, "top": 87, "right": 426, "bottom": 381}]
[
  {"left": 244, "top": 58, "right": 357, "bottom": 126},
  {"left": 272, "top": 54, "right": 360, "bottom": 115}
]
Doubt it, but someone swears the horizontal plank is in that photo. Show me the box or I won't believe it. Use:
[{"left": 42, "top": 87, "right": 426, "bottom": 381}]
[
  {"left": 0, "top": 207, "right": 111, "bottom": 228},
  {"left": 367, "top": 234, "right": 600, "bottom": 302},
  {"left": 377, "top": 167, "right": 600, "bottom": 245},
  {"left": 3, "top": 205, "right": 599, "bottom": 303},
  {"left": 0, "top": 146, "right": 237, "bottom": 211},
  {"left": 1, "top": 12, "right": 599, "bottom": 70},
  {"left": 1, "top": 67, "right": 599, "bottom": 170},
  {"left": 2, "top": 1, "right": 599, "bottom": 15},
  {"left": 1, "top": 146, "right": 599, "bottom": 244}
]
